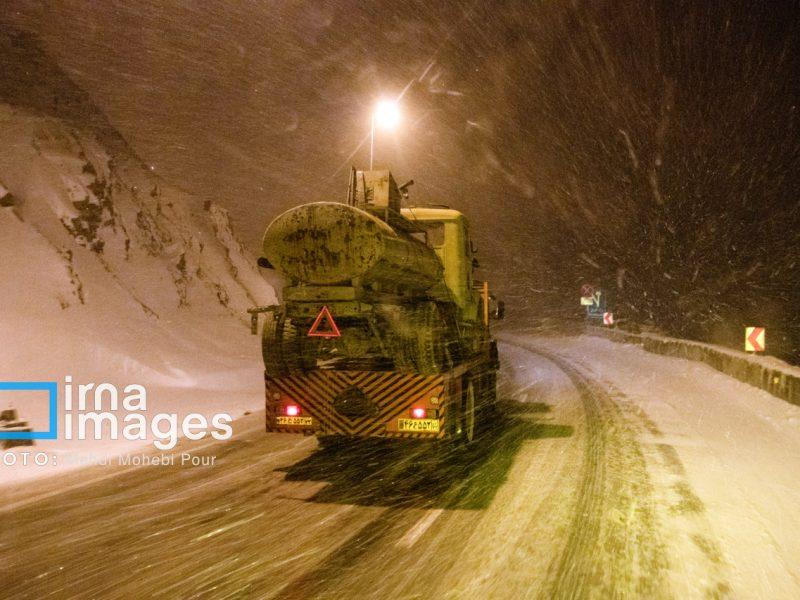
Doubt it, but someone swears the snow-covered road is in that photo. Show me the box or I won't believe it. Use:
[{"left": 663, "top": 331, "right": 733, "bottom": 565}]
[
  {"left": 3, "top": 333, "right": 800, "bottom": 599},
  {"left": 502, "top": 333, "right": 800, "bottom": 598}
]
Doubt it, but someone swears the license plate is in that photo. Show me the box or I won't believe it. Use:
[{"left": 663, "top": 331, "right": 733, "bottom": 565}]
[
  {"left": 397, "top": 418, "right": 440, "bottom": 433},
  {"left": 276, "top": 416, "right": 313, "bottom": 426}
]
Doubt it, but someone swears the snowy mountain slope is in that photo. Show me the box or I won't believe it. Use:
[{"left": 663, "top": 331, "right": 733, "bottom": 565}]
[
  {"left": 0, "top": 30, "right": 278, "bottom": 477},
  {"left": 0, "top": 103, "right": 273, "bottom": 317},
  {"left": 0, "top": 102, "right": 276, "bottom": 454}
]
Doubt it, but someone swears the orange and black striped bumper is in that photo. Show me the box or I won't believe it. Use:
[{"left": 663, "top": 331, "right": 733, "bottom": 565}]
[{"left": 265, "top": 370, "right": 450, "bottom": 439}]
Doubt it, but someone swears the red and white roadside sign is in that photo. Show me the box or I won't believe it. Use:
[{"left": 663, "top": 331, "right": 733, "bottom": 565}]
[
  {"left": 603, "top": 312, "right": 614, "bottom": 326},
  {"left": 745, "top": 327, "right": 765, "bottom": 352},
  {"left": 580, "top": 284, "right": 595, "bottom": 306}
]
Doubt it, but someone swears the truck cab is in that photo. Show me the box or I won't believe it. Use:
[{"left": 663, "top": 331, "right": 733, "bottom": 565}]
[{"left": 400, "top": 207, "right": 480, "bottom": 325}]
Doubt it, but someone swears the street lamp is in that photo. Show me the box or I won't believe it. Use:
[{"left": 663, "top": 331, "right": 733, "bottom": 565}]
[{"left": 370, "top": 99, "right": 400, "bottom": 169}]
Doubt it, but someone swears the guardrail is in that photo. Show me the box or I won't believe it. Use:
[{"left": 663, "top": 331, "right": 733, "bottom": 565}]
[{"left": 588, "top": 327, "right": 800, "bottom": 407}]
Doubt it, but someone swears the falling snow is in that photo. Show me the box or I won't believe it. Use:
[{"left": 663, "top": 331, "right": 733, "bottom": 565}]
[{"left": 3, "top": 3, "right": 800, "bottom": 599}]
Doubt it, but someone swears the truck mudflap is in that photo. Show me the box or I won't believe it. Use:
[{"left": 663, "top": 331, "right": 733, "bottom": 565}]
[{"left": 265, "top": 370, "right": 453, "bottom": 439}]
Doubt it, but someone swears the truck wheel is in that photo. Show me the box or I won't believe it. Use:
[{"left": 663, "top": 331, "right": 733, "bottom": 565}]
[
  {"left": 263, "top": 314, "right": 305, "bottom": 376},
  {"left": 444, "top": 379, "right": 461, "bottom": 442},
  {"left": 463, "top": 378, "right": 476, "bottom": 444},
  {"left": 479, "top": 371, "right": 498, "bottom": 422},
  {"left": 262, "top": 313, "right": 286, "bottom": 376},
  {"left": 416, "top": 302, "right": 447, "bottom": 375}
]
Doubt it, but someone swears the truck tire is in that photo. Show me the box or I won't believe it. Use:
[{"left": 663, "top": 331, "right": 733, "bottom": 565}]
[
  {"left": 468, "top": 370, "right": 498, "bottom": 441},
  {"left": 444, "top": 378, "right": 461, "bottom": 441},
  {"left": 262, "top": 314, "right": 304, "bottom": 376},
  {"left": 477, "top": 370, "right": 498, "bottom": 422},
  {"left": 262, "top": 313, "right": 286, "bottom": 376},
  {"left": 415, "top": 302, "right": 447, "bottom": 375},
  {"left": 462, "top": 378, "right": 477, "bottom": 444}
]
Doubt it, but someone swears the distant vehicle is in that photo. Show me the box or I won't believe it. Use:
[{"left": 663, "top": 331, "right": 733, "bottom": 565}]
[
  {"left": 250, "top": 169, "right": 502, "bottom": 445},
  {"left": 0, "top": 408, "right": 33, "bottom": 450}
]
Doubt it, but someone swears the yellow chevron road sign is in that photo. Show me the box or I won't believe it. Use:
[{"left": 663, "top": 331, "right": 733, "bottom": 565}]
[{"left": 745, "top": 327, "right": 765, "bottom": 352}]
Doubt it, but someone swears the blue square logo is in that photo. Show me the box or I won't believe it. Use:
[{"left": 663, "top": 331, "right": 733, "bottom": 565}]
[{"left": 0, "top": 382, "right": 58, "bottom": 440}]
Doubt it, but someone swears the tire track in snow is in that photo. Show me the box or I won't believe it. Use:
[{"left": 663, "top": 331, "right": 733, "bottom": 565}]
[
  {"left": 533, "top": 342, "right": 731, "bottom": 599},
  {"left": 503, "top": 340, "right": 670, "bottom": 599},
  {"left": 570, "top": 361, "right": 733, "bottom": 598}
]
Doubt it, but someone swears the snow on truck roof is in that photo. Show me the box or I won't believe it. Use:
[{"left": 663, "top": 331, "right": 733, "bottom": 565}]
[{"left": 400, "top": 206, "right": 466, "bottom": 223}]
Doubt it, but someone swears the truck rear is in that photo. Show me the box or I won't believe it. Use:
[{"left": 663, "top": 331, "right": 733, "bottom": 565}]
[{"left": 251, "top": 169, "right": 502, "bottom": 445}]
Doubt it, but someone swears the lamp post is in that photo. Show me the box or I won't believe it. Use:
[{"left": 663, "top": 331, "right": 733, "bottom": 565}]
[{"left": 370, "top": 99, "right": 400, "bottom": 169}]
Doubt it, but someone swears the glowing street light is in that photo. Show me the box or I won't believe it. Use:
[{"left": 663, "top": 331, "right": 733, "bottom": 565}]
[
  {"left": 370, "top": 99, "right": 400, "bottom": 169},
  {"left": 374, "top": 99, "right": 401, "bottom": 129}
]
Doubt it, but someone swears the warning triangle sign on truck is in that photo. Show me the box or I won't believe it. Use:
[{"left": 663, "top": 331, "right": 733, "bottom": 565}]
[{"left": 308, "top": 306, "right": 341, "bottom": 338}]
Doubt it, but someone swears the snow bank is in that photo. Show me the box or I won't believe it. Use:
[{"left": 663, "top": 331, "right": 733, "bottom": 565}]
[{"left": 588, "top": 326, "right": 800, "bottom": 407}]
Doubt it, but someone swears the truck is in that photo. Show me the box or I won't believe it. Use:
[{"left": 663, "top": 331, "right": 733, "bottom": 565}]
[{"left": 250, "top": 169, "right": 503, "bottom": 446}]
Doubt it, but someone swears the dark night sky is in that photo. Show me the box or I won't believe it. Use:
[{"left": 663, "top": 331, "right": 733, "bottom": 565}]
[
  {"left": 2, "top": 1, "right": 482, "bottom": 242},
  {"left": 3, "top": 0, "right": 800, "bottom": 355}
]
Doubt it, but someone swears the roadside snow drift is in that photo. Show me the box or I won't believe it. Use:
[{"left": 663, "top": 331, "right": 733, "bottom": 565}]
[{"left": 0, "top": 102, "right": 276, "bottom": 481}]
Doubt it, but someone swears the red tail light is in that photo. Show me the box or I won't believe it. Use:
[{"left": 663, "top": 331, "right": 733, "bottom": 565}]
[
  {"left": 285, "top": 404, "right": 300, "bottom": 416},
  {"left": 411, "top": 407, "right": 426, "bottom": 419}
]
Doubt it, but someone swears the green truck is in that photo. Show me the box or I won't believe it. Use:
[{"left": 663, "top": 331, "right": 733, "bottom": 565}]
[{"left": 250, "top": 169, "right": 502, "bottom": 444}]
